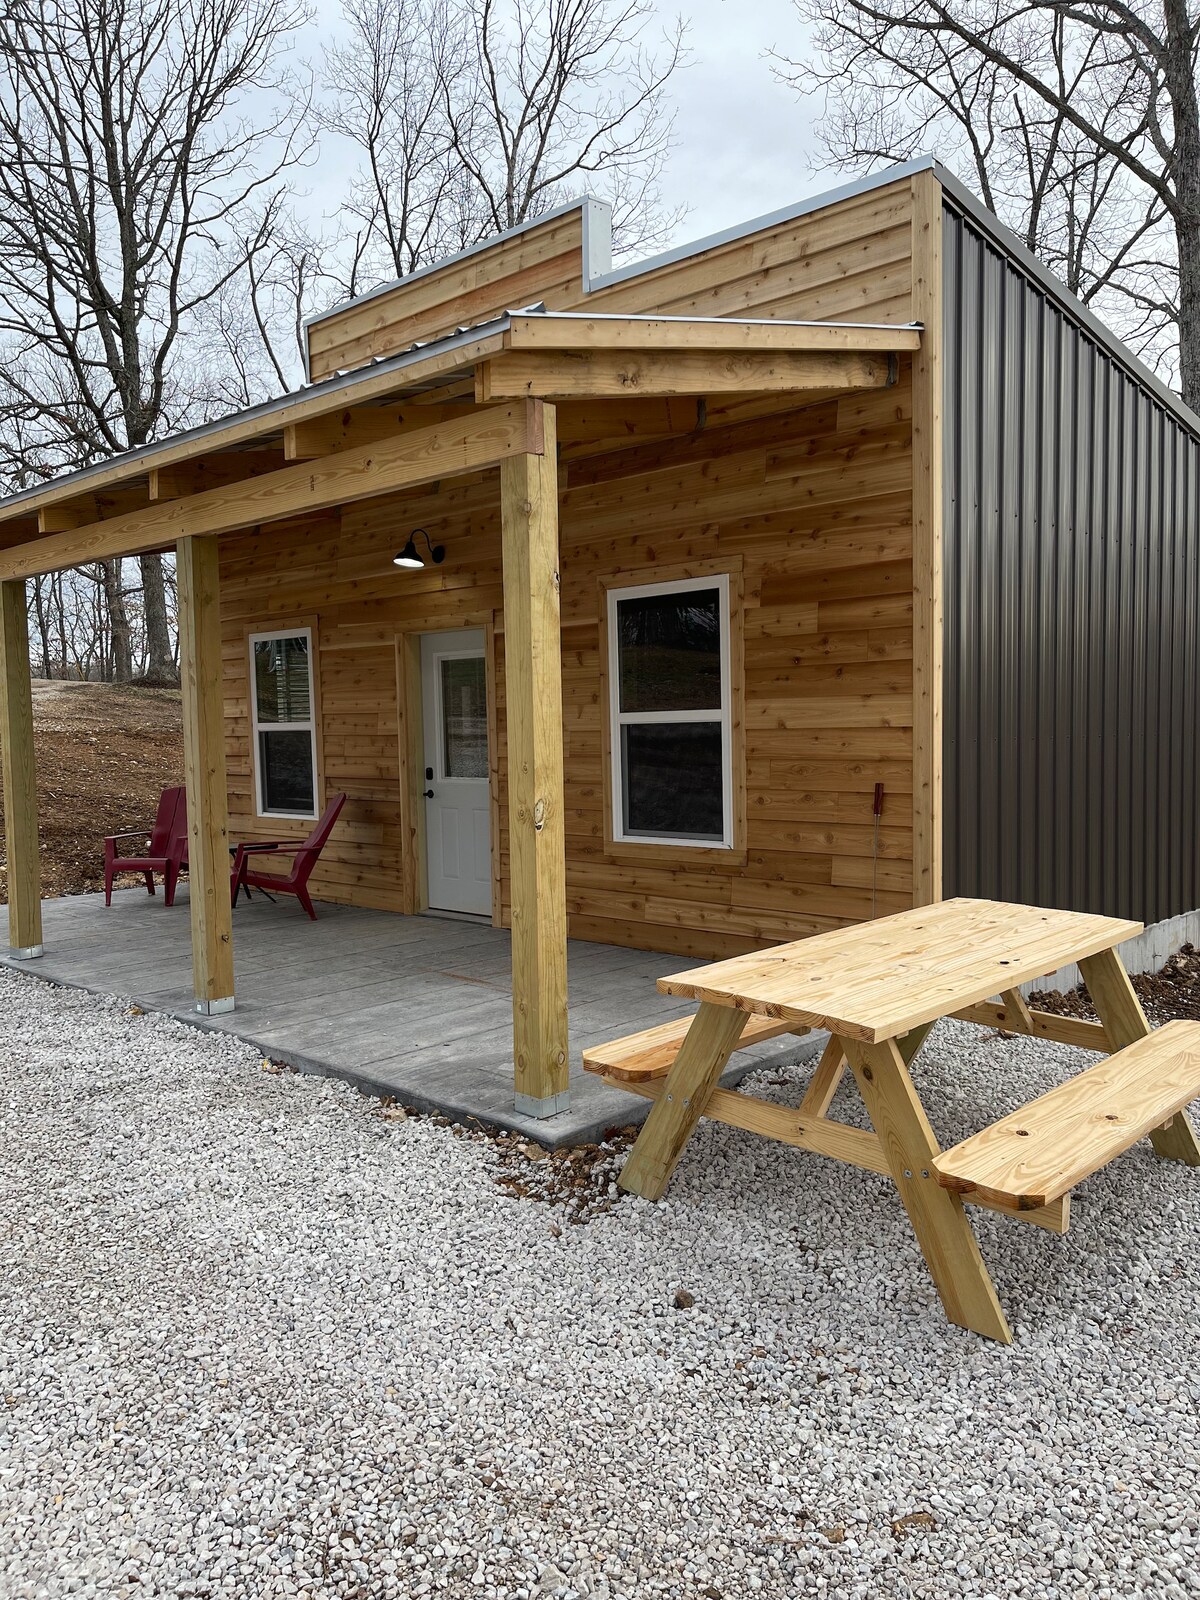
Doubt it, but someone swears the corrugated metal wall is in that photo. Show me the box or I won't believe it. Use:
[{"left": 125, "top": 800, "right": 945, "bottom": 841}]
[{"left": 943, "top": 202, "right": 1200, "bottom": 925}]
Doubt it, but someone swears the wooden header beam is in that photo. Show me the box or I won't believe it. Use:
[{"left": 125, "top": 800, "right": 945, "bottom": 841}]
[
  {"left": 506, "top": 313, "right": 922, "bottom": 354},
  {"left": 477, "top": 348, "right": 897, "bottom": 401},
  {"left": 0, "top": 401, "right": 544, "bottom": 581}
]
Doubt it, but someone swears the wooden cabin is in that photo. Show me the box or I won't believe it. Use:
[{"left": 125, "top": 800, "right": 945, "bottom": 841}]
[{"left": 2, "top": 156, "right": 1198, "bottom": 1118}]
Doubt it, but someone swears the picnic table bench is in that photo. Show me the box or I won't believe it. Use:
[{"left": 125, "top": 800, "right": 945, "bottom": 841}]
[{"left": 586, "top": 898, "right": 1200, "bottom": 1343}]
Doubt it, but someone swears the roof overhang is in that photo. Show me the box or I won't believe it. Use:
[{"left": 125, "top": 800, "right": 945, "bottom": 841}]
[{"left": 0, "top": 310, "right": 920, "bottom": 580}]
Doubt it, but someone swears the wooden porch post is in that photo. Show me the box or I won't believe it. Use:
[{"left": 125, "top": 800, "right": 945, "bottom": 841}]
[
  {"left": 0, "top": 580, "right": 42, "bottom": 958},
  {"left": 176, "top": 535, "right": 234, "bottom": 1013},
  {"left": 910, "top": 169, "right": 944, "bottom": 907},
  {"left": 500, "top": 401, "right": 569, "bottom": 1116}
]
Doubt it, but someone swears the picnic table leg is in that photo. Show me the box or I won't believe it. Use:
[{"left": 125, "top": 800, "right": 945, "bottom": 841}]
[
  {"left": 1080, "top": 947, "right": 1200, "bottom": 1166},
  {"left": 796, "top": 1020, "right": 935, "bottom": 1119},
  {"left": 618, "top": 1003, "right": 750, "bottom": 1201},
  {"left": 840, "top": 1034, "right": 1013, "bottom": 1344},
  {"left": 797, "top": 1035, "right": 847, "bottom": 1116}
]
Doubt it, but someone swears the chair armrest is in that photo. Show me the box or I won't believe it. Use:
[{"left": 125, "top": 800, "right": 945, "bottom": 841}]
[{"left": 236, "top": 840, "right": 299, "bottom": 854}]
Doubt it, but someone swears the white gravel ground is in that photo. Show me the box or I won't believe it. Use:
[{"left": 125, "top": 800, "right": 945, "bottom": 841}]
[{"left": 2, "top": 969, "right": 1200, "bottom": 1600}]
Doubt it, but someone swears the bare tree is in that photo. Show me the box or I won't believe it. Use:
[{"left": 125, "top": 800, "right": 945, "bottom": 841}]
[
  {"left": 0, "top": 0, "right": 311, "bottom": 680},
  {"left": 320, "top": 0, "right": 687, "bottom": 290},
  {"left": 446, "top": 0, "right": 688, "bottom": 253},
  {"left": 779, "top": 2, "right": 1199, "bottom": 404},
  {"left": 319, "top": 0, "right": 479, "bottom": 291}
]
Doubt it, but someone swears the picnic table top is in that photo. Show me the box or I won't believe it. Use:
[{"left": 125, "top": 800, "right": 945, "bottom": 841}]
[{"left": 657, "top": 898, "right": 1144, "bottom": 1044}]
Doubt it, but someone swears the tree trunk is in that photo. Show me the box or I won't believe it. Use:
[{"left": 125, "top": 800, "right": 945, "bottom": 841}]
[
  {"left": 101, "top": 559, "right": 133, "bottom": 682},
  {"left": 54, "top": 575, "right": 68, "bottom": 679},
  {"left": 1165, "top": 0, "right": 1200, "bottom": 410},
  {"left": 139, "top": 552, "right": 176, "bottom": 682},
  {"left": 1175, "top": 210, "right": 1200, "bottom": 411},
  {"left": 31, "top": 578, "right": 51, "bottom": 677}
]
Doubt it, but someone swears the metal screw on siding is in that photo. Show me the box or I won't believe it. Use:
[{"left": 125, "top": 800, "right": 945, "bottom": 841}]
[{"left": 903, "top": 1169, "right": 913, "bottom": 1179}]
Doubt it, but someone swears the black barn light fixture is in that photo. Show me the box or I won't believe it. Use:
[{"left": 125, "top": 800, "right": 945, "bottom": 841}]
[{"left": 393, "top": 528, "right": 445, "bottom": 569}]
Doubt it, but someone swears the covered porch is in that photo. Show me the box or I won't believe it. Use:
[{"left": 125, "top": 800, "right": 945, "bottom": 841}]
[
  {"left": 0, "top": 888, "right": 812, "bottom": 1144},
  {"left": 0, "top": 288, "right": 925, "bottom": 1125}
]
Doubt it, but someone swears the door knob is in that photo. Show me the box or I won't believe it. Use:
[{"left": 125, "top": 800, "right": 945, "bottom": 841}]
[{"left": 424, "top": 788, "right": 435, "bottom": 798}]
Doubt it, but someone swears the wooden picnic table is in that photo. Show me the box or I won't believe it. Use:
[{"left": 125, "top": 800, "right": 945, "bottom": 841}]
[{"left": 605, "top": 898, "right": 1200, "bottom": 1343}]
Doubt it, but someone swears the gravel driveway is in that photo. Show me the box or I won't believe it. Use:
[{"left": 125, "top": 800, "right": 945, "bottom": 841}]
[{"left": 2, "top": 969, "right": 1199, "bottom": 1600}]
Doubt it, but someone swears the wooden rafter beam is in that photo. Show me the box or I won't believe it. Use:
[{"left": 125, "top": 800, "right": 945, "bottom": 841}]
[
  {"left": 37, "top": 494, "right": 99, "bottom": 534},
  {"left": 150, "top": 451, "right": 284, "bottom": 500},
  {"left": 283, "top": 401, "right": 477, "bottom": 460},
  {"left": 506, "top": 313, "right": 922, "bottom": 354},
  {"left": 476, "top": 349, "right": 897, "bottom": 401},
  {"left": 0, "top": 401, "right": 544, "bottom": 581}
]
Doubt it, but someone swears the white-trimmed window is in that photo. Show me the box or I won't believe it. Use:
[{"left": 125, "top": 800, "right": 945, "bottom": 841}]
[
  {"left": 250, "top": 629, "right": 317, "bottom": 819},
  {"left": 607, "top": 575, "right": 733, "bottom": 847}
]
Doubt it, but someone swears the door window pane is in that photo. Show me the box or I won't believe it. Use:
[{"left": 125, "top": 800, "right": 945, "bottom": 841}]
[
  {"left": 259, "top": 730, "right": 315, "bottom": 814},
  {"left": 621, "top": 723, "right": 724, "bottom": 840},
  {"left": 254, "top": 636, "right": 311, "bottom": 723},
  {"left": 441, "top": 656, "right": 488, "bottom": 779},
  {"left": 616, "top": 587, "right": 722, "bottom": 712}
]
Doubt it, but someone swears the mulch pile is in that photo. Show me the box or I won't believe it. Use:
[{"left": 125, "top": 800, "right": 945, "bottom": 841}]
[
  {"left": 490, "top": 1125, "right": 640, "bottom": 1224},
  {"left": 1030, "top": 942, "right": 1200, "bottom": 1027},
  {"left": 375, "top": 1086, "right": 640, "bottom": 1226}
]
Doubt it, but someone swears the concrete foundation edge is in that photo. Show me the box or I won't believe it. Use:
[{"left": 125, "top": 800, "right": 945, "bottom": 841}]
[{"left": 1019, "top": 907, "right": 1200, "bottom": 997}]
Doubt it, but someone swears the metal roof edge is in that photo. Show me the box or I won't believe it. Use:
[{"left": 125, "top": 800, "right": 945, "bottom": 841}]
[
  {"left": 301, "top": 196, "right": 614, "bottom": 340},
  {"left": 0, "top": 315, "right": 516, "bottom": 519},
  {"left": 930, "top": 160, "right": 1200, "bottom": 437},
  {"left": 584, "top": 157, "right": 939, "bottom": 293}
]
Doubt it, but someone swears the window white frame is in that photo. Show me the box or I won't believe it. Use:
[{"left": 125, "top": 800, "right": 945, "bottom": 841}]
[
  {"left": 606, "top": 573, "right": 733, "bottom": 849},
  {"left": 249, "top": 627, "right": 318, "bottom": 820}
]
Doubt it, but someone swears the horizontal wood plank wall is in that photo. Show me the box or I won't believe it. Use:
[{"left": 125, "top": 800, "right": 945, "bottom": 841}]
[
  {"left": 217, "top": 361, "right": 915, "bottom": 955},
  {"left": 308, "top": 179, "right": 915, "bottom": 380},
  {"left": 308, "top": 208, "right": 591, "bottom": 381},
  {"left": 578, "top": 181, "right": 914, "bottom": 326}
]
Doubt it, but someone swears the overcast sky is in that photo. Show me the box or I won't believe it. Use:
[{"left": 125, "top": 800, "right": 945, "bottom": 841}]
[
  {"left": 642, "top": 0, "right": 822, "bottom": 242},
  {"left": 301, "top": 0, "right": 826, "bottom": 264}
]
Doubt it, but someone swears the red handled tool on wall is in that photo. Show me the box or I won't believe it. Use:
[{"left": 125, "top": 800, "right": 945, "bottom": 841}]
[{"left": 871, "top": 782, "right": 885, "bottom": 918}]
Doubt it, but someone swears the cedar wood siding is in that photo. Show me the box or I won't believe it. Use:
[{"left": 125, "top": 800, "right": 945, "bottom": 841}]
[
  {"left": 220, "top": 178, "right": 920, "bottom": 960},
  {"left": 943, "top": 199, "right": 1200, "bottom": 926}
]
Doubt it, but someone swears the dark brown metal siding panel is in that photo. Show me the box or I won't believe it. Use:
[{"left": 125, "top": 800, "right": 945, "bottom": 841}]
[{"left": 943, "top": 203, "right": 1200, "bottom": 924}]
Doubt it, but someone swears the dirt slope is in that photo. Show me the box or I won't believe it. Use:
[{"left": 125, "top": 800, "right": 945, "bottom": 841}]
[{"left": 0, "top": 680, "right": 184, "bottom": 902}]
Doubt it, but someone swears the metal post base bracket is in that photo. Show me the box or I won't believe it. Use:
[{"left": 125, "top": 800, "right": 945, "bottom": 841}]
[
  {"left": 515, "top": 1089, "right": 571, "bottom": 1120},
  {"left": 194, "top": 996, "right": 236, "bottom": 1016},
  {"left": 9, "top": 944, "right": 43, "bottom": 960}
]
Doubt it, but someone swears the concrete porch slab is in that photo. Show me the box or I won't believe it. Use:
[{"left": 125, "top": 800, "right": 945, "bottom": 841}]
[{"left": 0, "top": 889, "right": 819, "bottom": 1147}]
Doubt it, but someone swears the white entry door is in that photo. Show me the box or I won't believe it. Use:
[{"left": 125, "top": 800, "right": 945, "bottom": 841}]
[{"left": 420, "top": 629, "right": 492, "bottom": 916}]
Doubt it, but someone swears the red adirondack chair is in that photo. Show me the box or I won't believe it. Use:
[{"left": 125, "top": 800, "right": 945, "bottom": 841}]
[
  {"left": 104, "top": 785, "right": 189, "bottom": 907},
  {"left": 230, "top": 793, "right": 347, "bottom": 921}
]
